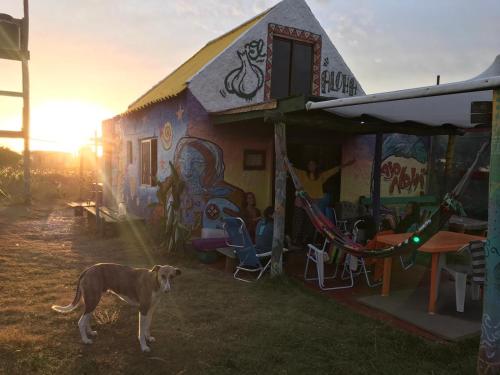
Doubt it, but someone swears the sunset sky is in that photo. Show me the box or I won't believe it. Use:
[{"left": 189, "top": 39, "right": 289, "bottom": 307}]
[{"left": 1, "top": 0, "right": 499, "bottom": 153}]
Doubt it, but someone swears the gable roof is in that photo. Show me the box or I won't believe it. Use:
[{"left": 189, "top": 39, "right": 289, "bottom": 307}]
[{"left": 126, "top": 7, "right": 273, "bottom": 113}]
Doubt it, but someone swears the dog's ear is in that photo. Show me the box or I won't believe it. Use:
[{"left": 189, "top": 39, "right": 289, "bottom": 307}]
[
  {"left": 151, "top": 265, "right": 161, "bottom": 273},
  {"left": 175, "top": 268, "right": 181, "bottom": 276}
]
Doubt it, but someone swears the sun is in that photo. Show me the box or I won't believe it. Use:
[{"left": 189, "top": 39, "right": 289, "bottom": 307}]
[{"left": 30, "top": 100, "right": 113, "bottom": 154}]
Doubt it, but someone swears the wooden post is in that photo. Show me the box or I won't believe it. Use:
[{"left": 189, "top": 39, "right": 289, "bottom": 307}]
[
  {"left": 22, "top": 0, "right": 30, "bottom": 204},
  {"left": 79, "top": 148, "right": 83, "bottom": 201},
  {"left": 478, "top": 88, "right": 500, "bottom": 374},
  {"left": 22, "top": 58, "right": 30, "bottom": 204},
  {"left": 271, "top": 121, "right": 286, "bottom": 277},
  {"left": 372, "top": 133, "right": 383, "bottom": 227}
]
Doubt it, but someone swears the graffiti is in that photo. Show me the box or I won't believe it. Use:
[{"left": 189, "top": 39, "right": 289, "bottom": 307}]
[
  {"left": 381, "top": 161, "right": 427, "bottom": 194},
  {"left": 173, "top": 137, "right": 245, "bottom": 233},
  {"left": 486, "top": 239, "right": 500, "bottom": 258},
  {"left": 321, "top": 70, "right": 358, "bottom": 96},
  {"left": 480, "top": 314, "right": 500, "bottom": 360},
  {"left": 160, "top": 121, "right": 173, "bottom": 150},
  {"left": 221, "top": 39, "right": 266, "bottom": 101}
]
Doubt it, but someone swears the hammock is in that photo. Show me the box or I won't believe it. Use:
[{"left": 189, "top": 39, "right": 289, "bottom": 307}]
[{"left": 285, "top": 141, "right": 489, "bottom": 259}]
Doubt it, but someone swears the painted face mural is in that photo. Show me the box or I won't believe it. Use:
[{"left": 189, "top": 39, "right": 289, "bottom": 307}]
[{"left": 174, "top": 137, "right": 244, "bottom": 233}]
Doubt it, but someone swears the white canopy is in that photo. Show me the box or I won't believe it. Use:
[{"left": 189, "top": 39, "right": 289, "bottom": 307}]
[{"left": 307, "top": 55, "right": 500, "bottom": 129}]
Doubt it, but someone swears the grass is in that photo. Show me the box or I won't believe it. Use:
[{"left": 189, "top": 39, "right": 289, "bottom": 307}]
[{"left": 0, "top": 202, "right": 479, "bottom": 375}]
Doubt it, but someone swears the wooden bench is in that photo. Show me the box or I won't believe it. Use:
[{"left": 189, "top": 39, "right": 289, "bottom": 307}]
[
  {"left": 67, "top": 201, "right": 95, "bottom": 216},
  {"left": 84, "top": 206, "right": 144, "bottom": 236},
  {"left": 216, "top": 247, "right": 237, "bottom": 273},
  {"left": 360, "top": 195, "right": 439, "bottom": 216},
  {"left": 359, "top": 195, "right": 438, "bottom": 207}
]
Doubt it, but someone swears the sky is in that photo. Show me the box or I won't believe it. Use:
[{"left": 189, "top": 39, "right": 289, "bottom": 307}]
[{"left": 0, "top": 0, "right": 499, "bottom": 152}]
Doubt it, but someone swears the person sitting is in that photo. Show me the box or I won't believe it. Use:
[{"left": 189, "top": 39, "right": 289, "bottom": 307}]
[
  {"left": 241, "top": 192, "right": 261, "bottom": 240},
  {"left": 383, "top": 202, "right": 421, "bottom": 234},
  {"left": 255, "top": 206, "right": 274, "bottom": 254}
]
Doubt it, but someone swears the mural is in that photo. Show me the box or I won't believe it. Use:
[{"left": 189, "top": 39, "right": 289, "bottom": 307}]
[
  {"left": 221, "top": 39, "right": 266, "bottom": 100},
  {"left": 340, "top": 134, "right": 430, "bottom": 201},
  {"left": 160, "top": 121, "right": 173, "bottom": 151},
  {"left": 173, "top": 137, "right": 245, "bottom": 234},
  {"left": 380, "top": 134, "right": 429, "bottom": 196},
  {"left": 382, "top": 134, "right": 428, "bottom": 164}
]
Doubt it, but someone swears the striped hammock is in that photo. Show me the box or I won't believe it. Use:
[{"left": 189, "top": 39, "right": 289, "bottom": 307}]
[{"left": 285, "top": 142, "right": 489, "bottom": 259}]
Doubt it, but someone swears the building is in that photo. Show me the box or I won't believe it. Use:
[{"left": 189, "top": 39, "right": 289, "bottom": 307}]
[{"left": 102, "top": 0, "right": 450, "bottom": 238}]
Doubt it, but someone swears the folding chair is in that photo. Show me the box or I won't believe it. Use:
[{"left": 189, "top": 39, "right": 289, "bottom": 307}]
[
  {"left": 222, "top": 217, "right": 272, "bottom": 282},
  {"left": 304, "top": 237, "right": 354, "bottom": 290},
  {"left": 348, "top": 219, "right": 382, "bottom": 288}
]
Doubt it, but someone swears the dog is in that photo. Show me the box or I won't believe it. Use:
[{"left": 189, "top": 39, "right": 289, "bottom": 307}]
[{"left": 52, "top": 263, "right": 181, "bottom": 352}]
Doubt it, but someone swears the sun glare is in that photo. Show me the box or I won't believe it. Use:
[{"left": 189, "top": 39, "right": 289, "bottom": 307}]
[{"left": 27, "top": 101, "right": 113, "bottom": 154}]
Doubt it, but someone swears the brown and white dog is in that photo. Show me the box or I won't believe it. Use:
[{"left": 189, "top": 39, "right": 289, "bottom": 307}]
[{"left": 52, "top": 263, "right": 181, "bottom": 352}]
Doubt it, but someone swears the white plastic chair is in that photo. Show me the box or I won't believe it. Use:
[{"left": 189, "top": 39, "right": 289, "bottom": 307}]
[
  {"left": 437, "top": 240, "right": 485, "bottom": 312},
  {"left": 349, "top": 220, "right": 382, "bottom": 288},
  {"left": 303, "top": 219, "right": 382, "bottom": 290},
  {"left": 304, "top": 238, "right": 354, "bottom": 290}
]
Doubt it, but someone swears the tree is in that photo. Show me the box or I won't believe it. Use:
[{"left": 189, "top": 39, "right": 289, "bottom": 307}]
[{"left": 0, "top": 147, "right": 21, "bottom": 167}]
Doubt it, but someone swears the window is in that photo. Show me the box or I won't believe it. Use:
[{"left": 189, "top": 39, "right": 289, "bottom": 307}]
[
  {"left": 140, "top": 138, "right": 157, "bottom": 186},
  {"left": 243, "top": 150, "right": 266, "bottom": 170},
  {"left": 127, "top": 141, "right": 133, "bottom": 164},
  {"left": 270, "top": 37, "right": 313, "bottom": 99}
]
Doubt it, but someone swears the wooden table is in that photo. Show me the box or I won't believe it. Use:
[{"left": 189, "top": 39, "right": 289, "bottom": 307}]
[{"left": 377, "top": 231, "right": 485, "bottom": 314}]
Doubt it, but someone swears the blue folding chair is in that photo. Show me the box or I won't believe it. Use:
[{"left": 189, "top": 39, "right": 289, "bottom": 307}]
[{"left": 222, "top": 217, "right": 272, "bottom": 282}]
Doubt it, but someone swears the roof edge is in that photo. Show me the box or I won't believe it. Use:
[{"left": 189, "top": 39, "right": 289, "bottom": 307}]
[{"left": 127, "top": 4, "right": 276, "bottom": 111}]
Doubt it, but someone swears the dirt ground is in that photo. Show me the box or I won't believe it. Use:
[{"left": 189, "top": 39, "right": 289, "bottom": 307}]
[{"left": 0, "top": 202, "right": 478, "bottom": 375}]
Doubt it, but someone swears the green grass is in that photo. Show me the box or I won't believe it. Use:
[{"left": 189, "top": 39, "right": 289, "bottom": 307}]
[{"left": 0, "top": 203, "right": 479, "bottom": 375}]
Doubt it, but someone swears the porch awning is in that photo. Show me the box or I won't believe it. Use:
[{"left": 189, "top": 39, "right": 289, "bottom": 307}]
[{"left": 307, "top": 55, "right": 500, "bottom": 130}]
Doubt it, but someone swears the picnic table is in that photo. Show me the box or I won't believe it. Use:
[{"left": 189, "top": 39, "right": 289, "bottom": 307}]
[{"left": 376, "top": 231, "right": 485, "bottom": 314}]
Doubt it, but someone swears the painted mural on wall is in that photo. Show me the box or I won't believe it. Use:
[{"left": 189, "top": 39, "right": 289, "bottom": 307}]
[
  {"left": 115, "top": 101, "right": 189, "bottom": 218},
  {"left": 220, "top": 39, "right": 266, "bottom": 101},
  {"left": 321, "top": 57, "right": 358, "bottom": 96},
  {"left": 380, "top": 134, "right": 429, "bottom": 196},
  {"left": 173, "top": 136, "right": 245, "bottom": 234},
  {"left": 340, "top": 134, "right": 430, "bottom": 202}
]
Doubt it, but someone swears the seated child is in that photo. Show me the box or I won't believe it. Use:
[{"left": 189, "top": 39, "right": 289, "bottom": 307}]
[
  {"left": 255, "top": 206, "right": 274, "bottom": 254},
  {"left": 383, "top": 202, "right": 421, "bottom": 234}
]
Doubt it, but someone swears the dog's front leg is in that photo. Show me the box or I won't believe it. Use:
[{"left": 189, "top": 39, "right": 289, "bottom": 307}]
[{"left": 138, "top": 312, "right": 150, "bottom": 352}]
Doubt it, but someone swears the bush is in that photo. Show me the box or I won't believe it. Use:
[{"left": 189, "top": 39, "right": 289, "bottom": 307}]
[
  {"left": 0, "top": 165, "right": 92, "bottom": 203},
  {"left": 0, "top": 147, "right": 22, "bottom": 168}
]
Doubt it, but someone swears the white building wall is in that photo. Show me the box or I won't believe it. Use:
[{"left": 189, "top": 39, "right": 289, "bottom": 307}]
[{"left": 188, "top": 0, "right": 365, "bottom": 113}]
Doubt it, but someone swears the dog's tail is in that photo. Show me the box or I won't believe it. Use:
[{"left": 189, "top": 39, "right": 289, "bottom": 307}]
[{"left": 51, "top": 270, "right": 86, "bottom": 313}]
